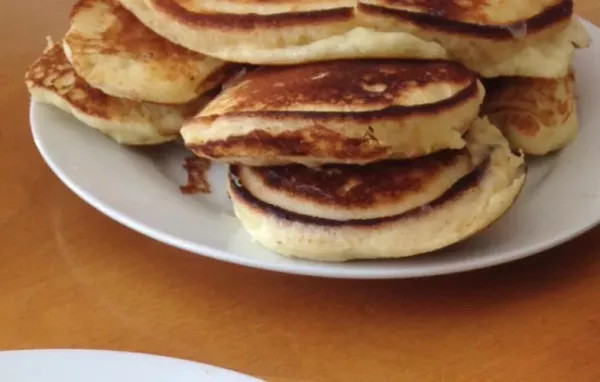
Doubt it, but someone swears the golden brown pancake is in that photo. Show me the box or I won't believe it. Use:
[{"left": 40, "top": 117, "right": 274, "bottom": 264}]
[
  {"left": 357, "top": 0, "right": 588, "bottom": 78},
  {"left": 63, "top": 0, "right": 233, "bottom": 104},
  {"left": 482, "top": 70, "right": 578, "bottom": 155},
  {"left": 228, "top": 118, "right": 526, "bottom": 262},
  {"left": 25, "top": 40, "right": 209, "bottom": 145},
  {"left": 235, "top": 143, "right": 487, "bottom": 221},
  {"left": 118, "top": 0, "right": 450, "bottom": 64},
  {"left": 181, "top": 59, "right": 486, "bottom": 166}
]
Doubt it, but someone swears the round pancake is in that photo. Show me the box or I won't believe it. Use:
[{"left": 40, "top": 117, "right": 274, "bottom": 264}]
[
  {"left": 237, "top": 125, "right": 490, "bottom": 221},
  {"left": 357, "top": 0, "right": 588, "bottom": 78},
  {"left": 181, "top": 59, "right": 486, "bottom": 166},
  {"left": 482, "top": 70, "right": 578, "bottom": 156},
  {"left": 228, "top": 118, "right": 527, "bottom": 262},
  {"left": 63, "top": 0, "right": 232, "bottom": 104},
  {"left": 118, "top": 0, "right": 449, "bottom": 65},
  {"left": 25, "top": 40, "right": 209, "bottom": 145}
]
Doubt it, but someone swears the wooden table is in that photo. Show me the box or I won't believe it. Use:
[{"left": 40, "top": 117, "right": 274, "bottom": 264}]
[{"left": 2, "top": 1, "right": 600, "bottom": 381}]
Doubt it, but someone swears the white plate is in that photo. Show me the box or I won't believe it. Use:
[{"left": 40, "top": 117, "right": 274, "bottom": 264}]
[
  {"left": 31, "top": 20, "right": 600, "bottom": 279},
  {"left": 0, "top": 349, "right": 261, "bottom": 381}
]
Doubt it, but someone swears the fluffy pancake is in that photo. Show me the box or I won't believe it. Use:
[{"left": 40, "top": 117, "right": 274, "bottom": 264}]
[
  {"left": 25, "top": 40, "right": 209, "bottom": 145},
  {"left": 182, "top": 59, "right": 486, "bottom": 166},
  {"left": 228, "top": 118, "right": 526, "bottom": 262},
  {"left": 357, "top": 0, "right": 589, "bottom": 78},
  {"left": 118, "top": 0, "right": 449, "bottom": 64},
  {"left": 236, "top": 134, "right": 489, "bottom": 221},
  {"left": 482, "top": 70, "right": 578, "bottom": 156},
  {"left": 63, "top": 0, "right": 232, "bottom": 104}
]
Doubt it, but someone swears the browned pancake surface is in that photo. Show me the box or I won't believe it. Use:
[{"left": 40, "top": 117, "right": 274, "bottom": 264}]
[
  {"left": 239, "top": 149, "right": 467, "bottom": 209},
  {"left": 369, "top": 0, "right": 566, "bottom": 23},
  {"left": 195, "top": 129, "right": 390, "bottom": 162},
  {"left": 25, "top": 42, "right": 203, "bottom": 121},
  {"left": 150, "top": 0, "right": 355, "bottom": 28},
  {"left": 202, "top": 59, "right": 477, "bottom": 115},
  {"left": 26, "top": 43, "right": 114, "bottom": 119},
  {"left": 358, "top": 0, "right": 573, "bottom": 39},
  {"left": 70, "top": 0, "right": 206, "bottom": 64},
  {"left": 230, "top": 160, "right": 488, "bottom": 227}
]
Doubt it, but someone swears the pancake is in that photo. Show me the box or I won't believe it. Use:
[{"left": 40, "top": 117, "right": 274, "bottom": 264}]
[
  {"left": 236, "top": 132, "right": 489, "bottom": 222},
  {"left": 482, "top": 70, "right": 578, "bottom": 156},
  {"left": 228, "top": 118, "right": 526, "bottom": 262},
  {"left": 181, "top": 59, "right": 486, "bottom": 166},
  {"left": 118, "top": 0, "right": 449, "bottom": 64},
  {"left": 357, "top": 0, "right": 589, "bottom": 78},
  {"left": 63, "top": 0, "right": 233, "bottom": 104},
  {"left": 25, "top": 40, "right": 209, "bottom": 145}
]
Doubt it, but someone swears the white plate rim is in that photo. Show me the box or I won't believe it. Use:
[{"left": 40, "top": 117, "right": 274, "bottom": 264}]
[{"left": 0, "top": 348, "right": 262, "bottom": 381}]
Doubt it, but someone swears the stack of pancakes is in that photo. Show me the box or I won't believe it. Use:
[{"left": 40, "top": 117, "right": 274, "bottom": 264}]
[
  {"left": 182, "top": 60, "right": 526, "bottom": 261},
  {"left": 26, "top": 0, "right": 589, "bottom": 261}
]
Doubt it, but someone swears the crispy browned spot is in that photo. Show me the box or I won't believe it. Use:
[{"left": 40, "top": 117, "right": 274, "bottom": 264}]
[
  {"left": 150, "top": 0, "right": 355, "bottom": 29},
  {"left": 25, "top": 41, "right": 207, "bottom": 136},
  {"left": 24, "top": 43, "right": 113, "bottom": 119},
  {"left": 244, "top": 148, "right": 467, "bottom": 208},
  {"left": 374, "top": 0, "right": 492, "bottom": 22},
  {"left": 180, "top": 156, "right": 212, "bottom": 194},
  {"left": 192, "top": 127, "right": 390, "bottom": 162}
]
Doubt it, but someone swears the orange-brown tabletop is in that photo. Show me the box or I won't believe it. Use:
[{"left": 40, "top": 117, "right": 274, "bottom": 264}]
[{"left": 2, "top": 1, "right": 600, "bottom": 381}]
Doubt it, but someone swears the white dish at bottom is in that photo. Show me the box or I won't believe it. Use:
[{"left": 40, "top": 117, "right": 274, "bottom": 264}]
[{"left": 0, "top": 349, "right": 261, "bottom": 381}]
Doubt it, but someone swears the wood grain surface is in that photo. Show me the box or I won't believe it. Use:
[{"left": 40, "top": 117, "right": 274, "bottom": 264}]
[{"left": 2, "top": 1, "right": 600, "bottom": 381}]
